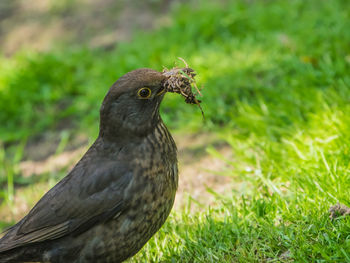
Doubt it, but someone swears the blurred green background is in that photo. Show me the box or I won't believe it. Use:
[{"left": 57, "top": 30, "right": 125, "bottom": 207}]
[{"left": 1, "top": 0, "right": 350, "bottom": 261}]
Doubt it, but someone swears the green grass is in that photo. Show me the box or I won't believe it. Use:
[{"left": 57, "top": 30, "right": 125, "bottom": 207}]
[{"left": 1, "top": 0, "right": 350, "bottom": 261}]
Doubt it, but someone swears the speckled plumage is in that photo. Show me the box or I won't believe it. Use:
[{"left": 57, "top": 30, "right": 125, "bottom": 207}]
[{"left": 0, "top": 69, "right": 178, "bottom": 263}]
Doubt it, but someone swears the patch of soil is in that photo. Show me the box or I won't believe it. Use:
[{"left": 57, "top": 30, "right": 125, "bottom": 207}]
[
  {"left": 0, "top": 0, "right": 175, "bottom": 55},
  {"left": 329, "top": 203, "right": 350, "bottom": 219},
  {"left": 267, "top": 250, "right": 293, "bottom": 263},
  {"left": 20, "top": 145, "right": 88, "bottom": 177},
  {"left": 24, "top": 131, "right": 88, "bottom": 162},
  {"left": 173, "top": 132, "right": 233, "bottom": 211}
]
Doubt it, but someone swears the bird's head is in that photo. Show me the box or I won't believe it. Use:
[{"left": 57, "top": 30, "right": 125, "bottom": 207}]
[{"left": 99, "top": 68, "right": 167, "bottom": 139}]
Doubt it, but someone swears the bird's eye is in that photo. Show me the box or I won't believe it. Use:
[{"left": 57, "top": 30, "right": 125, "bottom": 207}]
[{"left": 137, "top": 88, "right": 151, "bottom": 99}]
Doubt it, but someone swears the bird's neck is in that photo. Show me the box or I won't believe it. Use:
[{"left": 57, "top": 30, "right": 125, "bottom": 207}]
[{"left": 98, "top": 115, "right": 163, "bottom": 143}]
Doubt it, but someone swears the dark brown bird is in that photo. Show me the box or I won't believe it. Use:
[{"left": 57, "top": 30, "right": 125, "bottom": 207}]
[{"left": 0, "top": 68, "right": 178, "bottom": 263}]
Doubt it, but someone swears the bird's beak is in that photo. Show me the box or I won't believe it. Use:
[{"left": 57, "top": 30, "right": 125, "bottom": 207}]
[{"left": 156, "top": 86, "right": 166, "bottom": 96}]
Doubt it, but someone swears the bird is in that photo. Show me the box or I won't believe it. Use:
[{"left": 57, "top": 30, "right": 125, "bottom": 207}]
[{"left": 0, "top": 68, "right": 178, "bottom": 263}]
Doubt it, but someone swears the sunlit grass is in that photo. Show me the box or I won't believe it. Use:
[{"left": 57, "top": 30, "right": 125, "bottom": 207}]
[{"left": 129, "top": 74, "right": 350, "bottom": 262}]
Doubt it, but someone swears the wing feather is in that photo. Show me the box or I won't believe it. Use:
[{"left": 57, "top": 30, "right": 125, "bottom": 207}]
[{"left": 0, "top": 151, "right": 132, "bottom": 253}]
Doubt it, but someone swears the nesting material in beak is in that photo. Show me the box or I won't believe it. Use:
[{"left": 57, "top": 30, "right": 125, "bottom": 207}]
[{"left": 162, "top": 60, "right": 204, "bottom": 118}]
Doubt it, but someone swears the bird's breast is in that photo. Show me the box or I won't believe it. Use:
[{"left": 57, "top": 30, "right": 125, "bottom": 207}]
[
  {"left": 130, "top": 120, "right": 178, "bottom": 188},
  {"left": 115, "top": 120, "right": 178, "bottom": 252}
]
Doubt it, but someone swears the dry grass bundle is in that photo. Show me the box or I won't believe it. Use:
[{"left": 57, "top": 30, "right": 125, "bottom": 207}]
[{"left": 162, "top": 59, "right": 204, "bottom": 118}]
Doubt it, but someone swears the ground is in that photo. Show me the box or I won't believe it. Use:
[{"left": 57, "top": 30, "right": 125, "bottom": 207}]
[
  {"left": 2, "top": 0, "right": 350, "bottom": 261},
  {"left": 0, "top": 0, "right": 173, "bottom": 55}
]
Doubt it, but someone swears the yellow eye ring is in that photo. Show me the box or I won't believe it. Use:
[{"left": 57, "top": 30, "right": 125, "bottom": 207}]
[{"left": 138, "top": 87, "right": 152, "bottom": 99}]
